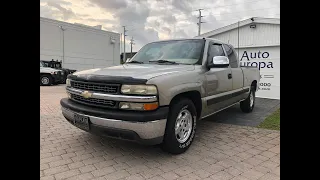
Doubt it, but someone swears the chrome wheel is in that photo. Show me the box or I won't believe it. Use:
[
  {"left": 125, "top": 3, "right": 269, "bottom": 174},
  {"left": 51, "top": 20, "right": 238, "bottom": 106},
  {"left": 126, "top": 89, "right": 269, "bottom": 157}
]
[
  {"left": 41, "top": 77, "right": 50, "bottom": 85},
  {"left": 250, "top": 91, "right": 254, "bottom": 107},
  {"left": 175, "top": 109, "right": 193, "bottom": 143}
]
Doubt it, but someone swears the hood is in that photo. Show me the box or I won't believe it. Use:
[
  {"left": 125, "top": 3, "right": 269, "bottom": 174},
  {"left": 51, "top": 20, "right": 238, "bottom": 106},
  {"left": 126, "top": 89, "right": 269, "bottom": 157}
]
[
  {"left": 40, "top": 67, "right": 62, "bottom": 73},
  {"left": 73, "top": 64, "right": 195, "bottom": 80}
]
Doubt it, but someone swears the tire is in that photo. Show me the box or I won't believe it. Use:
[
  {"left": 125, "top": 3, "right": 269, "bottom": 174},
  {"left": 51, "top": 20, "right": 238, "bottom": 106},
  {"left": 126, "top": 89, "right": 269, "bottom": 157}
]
[
  {"left": 40, "top": 75, "right": 52, "bottom": 86},
  {"left": 161, "top": 97, "right": 197, "bottom": 154},
  {"left": 240, "top": 86, "right": 255, "bottom": 113}
]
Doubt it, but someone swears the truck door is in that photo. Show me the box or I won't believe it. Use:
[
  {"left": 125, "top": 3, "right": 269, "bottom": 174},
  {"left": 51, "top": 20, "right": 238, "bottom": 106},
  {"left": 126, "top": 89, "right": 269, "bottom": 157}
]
[
  {"left": 223, "top": 44, "right": 245, "bottom": 103},
  {"left": 204, "top": 42, "right": 233, "bottom": 116}
]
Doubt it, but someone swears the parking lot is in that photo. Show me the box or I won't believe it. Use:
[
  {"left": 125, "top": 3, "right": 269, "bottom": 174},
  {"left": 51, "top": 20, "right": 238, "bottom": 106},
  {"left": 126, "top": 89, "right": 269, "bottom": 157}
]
[{"left": 40, "top": 85, "right": 280, "bottom": 180}]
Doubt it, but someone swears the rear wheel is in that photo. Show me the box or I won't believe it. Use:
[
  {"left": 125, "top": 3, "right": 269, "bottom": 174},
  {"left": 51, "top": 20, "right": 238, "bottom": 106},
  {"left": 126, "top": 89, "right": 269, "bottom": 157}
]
[
  {"left": 162, "top": 97, "right": 197, "bottom": 154},
  {"left": 40, "top": 75, "right": 52, "bottom": 86},
  {"left": 240, "top": 86, "right": 255, "bottom": 113}
]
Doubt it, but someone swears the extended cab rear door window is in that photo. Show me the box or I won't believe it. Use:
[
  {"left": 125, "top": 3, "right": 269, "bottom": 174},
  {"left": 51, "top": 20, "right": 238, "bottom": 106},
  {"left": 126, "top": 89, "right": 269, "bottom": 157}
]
[{"left": 223, "top": 44, "right": 238, "bottom": 68}]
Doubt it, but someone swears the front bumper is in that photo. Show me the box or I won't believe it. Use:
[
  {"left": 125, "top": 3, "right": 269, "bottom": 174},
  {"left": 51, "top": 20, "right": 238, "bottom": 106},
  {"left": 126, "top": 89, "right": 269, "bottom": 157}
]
[{"left": 60, "top": 98, "right": 168, "bottom": 145}]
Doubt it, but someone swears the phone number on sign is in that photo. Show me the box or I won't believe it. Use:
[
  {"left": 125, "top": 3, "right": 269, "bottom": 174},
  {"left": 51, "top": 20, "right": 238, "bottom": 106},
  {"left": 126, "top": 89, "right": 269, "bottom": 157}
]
[{"left": 258, "top": 83, "right": 271, "bottom": 90}]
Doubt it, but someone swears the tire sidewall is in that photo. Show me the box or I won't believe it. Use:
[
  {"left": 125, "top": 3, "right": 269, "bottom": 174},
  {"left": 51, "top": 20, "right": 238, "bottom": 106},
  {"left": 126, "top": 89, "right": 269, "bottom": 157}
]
[
  {"left": 250, "top": 87, "right": 255, "bottom": 110},
  {"left": 165, "top": 99, "right": 197, "bottom": 152},
  {"left": 40, "top": 75, "right": 52, "bottom": 86}
]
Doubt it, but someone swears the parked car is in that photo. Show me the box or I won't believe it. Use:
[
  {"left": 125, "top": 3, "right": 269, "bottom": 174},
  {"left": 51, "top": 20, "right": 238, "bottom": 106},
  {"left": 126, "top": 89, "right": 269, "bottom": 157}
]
[
  {"left": 40, "top": 61, "right": 64, "bottom": 86},
  {"left": 60, "top": 38, "right": 260, "bottom": 154},
  {"left": 40, "top": 60, "right": 76, "bottom": 83}
]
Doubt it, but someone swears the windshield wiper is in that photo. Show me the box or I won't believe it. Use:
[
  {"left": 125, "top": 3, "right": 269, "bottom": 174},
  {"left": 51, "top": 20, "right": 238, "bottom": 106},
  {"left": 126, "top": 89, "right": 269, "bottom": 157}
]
[
  {"left": 149, "top": 59, "right": 177, "bottom": 64},
  {"left": 126, "top": 60, "right": 144, "bottom": 64}
]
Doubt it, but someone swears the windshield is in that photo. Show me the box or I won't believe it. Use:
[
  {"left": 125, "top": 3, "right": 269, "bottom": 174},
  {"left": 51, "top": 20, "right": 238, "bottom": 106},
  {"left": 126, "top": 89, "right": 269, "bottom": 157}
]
[
  {"left": 127, "top": 39, "right": 205, "bottom": 65},
  {"left": 55, "top": 63, "right": 61, "bottom": 68}
]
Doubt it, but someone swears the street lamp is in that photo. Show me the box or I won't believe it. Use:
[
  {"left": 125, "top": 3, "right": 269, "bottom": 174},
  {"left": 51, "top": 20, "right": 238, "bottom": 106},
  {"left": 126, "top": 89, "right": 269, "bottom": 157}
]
[{"left": 59, "top": 26, "right": 66, "bottom": 65}]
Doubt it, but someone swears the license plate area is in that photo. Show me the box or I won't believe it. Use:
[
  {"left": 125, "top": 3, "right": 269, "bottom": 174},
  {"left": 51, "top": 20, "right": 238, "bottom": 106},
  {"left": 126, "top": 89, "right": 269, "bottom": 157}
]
[{"left": 74, "top": 114, "right": 90, "bottom": 131}]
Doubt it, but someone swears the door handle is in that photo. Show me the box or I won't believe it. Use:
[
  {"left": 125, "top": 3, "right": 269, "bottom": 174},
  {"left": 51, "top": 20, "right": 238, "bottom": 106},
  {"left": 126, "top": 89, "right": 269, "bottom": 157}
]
[{"left": 228, "top": 73, "right": 232, "bottom": 79}]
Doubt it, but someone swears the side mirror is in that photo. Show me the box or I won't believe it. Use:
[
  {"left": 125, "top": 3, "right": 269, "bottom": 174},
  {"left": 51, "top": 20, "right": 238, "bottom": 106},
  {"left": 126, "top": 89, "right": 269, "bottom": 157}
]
[{"left": 208, "top": 56, "right": 229, "bottom": 68}]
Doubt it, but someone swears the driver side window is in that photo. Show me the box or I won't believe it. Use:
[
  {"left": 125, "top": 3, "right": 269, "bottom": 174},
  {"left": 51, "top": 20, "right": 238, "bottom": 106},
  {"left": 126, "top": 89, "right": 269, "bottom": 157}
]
[{"left": 207, "top": 43, "right": 225, "bottom": 63}]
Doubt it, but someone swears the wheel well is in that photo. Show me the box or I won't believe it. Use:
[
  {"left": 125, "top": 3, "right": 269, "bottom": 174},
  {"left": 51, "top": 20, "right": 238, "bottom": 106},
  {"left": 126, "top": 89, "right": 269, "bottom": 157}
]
[
  {"left": 170, "top": 91, "right": 202, "bottom": 119},
  {"left": 251, "top": 80, "right": 257, "bottom": 91}
]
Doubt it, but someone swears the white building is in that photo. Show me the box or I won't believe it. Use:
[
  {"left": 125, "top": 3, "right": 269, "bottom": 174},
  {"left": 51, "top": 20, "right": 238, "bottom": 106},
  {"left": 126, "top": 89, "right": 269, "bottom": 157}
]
[
  {"left": 40, "top": 17, "right": 120, "bottom": 71},
  {"left": 198, "top": 17, "right": 280, "bottom": 100}
]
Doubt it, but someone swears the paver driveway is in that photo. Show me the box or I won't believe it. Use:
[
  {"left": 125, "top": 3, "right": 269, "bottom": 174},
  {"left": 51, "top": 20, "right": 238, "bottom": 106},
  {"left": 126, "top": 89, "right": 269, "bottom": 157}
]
[{"left": 40, "top": 85, "right": 280, "bottom": 180}]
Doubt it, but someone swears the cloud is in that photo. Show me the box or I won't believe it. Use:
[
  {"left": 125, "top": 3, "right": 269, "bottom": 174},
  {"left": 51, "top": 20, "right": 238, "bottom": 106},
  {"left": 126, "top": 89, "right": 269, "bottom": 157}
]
[
  {"left": 171, "top": 0, "right": 193, "bottom": 14},
  {"left": 161, "top": 27, "right": 171, "bottom": 34},
  {"left": 85, "top": 18, "right": 115, "bottom": 24},
  {"left": 89, "top": 0, "right": 128, "bottom": 10},
  {"left": 161, "top": 14, "right": 177, "bottom": 24},
  {"left": 201, "top": 13, "right": 224, "bottom": 34},
  {"left": 47, "top": 1, "right": 76, "bottom": 20},
  {"left": 40, "top": 4, "right": 59, "bottom": 20},
  {"left": 40, "top": 0, "right": 72, "bottom": 5},
  {"left": 89, "top": 0, "right": 159, "bottom": 50},
  {"left": 173, "top": 29, "right": 188, "bottom": 38},
  {"left": 40, "top": 0, "right": 280, "bottom": 51}
]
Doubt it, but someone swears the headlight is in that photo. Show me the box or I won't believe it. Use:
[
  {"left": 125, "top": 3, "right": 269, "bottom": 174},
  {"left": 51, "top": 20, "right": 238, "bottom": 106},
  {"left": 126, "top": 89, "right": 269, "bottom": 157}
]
[
  {"left": 119, "top": 102, "right": 158, "bottom": 111},
  {"left": 121, "top": 85, "right": 157, "bottom": 95},
  {"left": 66, "top": 79, "right": 71, "bottom": 87},
  {"left": 66, "top": 92, "right": 71, "bottom": 99}
]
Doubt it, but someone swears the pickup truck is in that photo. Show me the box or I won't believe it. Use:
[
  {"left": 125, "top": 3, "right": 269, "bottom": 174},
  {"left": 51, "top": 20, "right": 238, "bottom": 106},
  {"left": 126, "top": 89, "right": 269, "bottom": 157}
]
[{"left": 60, "top": 38, "right": 260, "bottom": 154}]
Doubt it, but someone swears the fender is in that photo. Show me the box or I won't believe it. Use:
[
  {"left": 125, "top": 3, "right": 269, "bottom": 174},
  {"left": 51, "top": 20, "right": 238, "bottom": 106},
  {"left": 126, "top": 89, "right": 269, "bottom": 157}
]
[{"left": 157, "top": 82, "right": 205, "bottom": 106}]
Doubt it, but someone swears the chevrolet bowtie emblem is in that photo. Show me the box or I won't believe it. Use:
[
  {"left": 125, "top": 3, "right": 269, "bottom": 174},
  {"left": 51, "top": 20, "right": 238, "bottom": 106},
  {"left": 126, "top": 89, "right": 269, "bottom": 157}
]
[{"left": 81, "top": 91, "right": 92, "bottom": 99}]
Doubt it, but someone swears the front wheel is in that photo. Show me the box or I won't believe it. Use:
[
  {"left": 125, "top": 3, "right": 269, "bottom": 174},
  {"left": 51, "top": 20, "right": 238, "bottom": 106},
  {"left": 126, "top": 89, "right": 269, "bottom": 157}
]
[
  {"left": 161, "top": 97, "right": 197, "bottom": 154},
  {"left": 40, "top": 75, "right": 52, "bottom": 86},
  {"left": 240, "top": 86, "right": 255, "bottom": 113}
]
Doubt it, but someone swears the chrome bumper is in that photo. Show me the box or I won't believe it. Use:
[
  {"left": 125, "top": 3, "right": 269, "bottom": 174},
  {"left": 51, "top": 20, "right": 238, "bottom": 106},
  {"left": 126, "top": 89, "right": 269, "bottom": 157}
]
[{"left": 61, "top": 107, "right": 167, "bottom": 140}]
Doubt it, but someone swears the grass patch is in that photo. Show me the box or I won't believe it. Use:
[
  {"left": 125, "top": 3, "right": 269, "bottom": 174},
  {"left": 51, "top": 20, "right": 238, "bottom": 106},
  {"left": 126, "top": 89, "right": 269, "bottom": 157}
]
[{"left": 257, "top": 108, "right": 280, "bottom": 130}]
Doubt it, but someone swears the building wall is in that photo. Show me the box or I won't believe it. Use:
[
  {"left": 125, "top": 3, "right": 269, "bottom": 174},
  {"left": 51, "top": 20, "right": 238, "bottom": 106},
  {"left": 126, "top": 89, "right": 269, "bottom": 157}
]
[
  {"left": 208, "top": 23, "right": 280, "bottom": 99},
  {"left": 40, "top": 17, "right": 120, "bottom": 71},
  {"left": 208, "top": 23, "right": 280, "bottom": 48}
]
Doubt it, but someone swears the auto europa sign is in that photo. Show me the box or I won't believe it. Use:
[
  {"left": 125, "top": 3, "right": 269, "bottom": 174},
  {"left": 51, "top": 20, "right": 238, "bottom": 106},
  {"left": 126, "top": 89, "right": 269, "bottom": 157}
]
[
  {"left": 238, "top": 47, "right": 280, "bottom": 99},
  {"left": 239, "top": 51, "right": 273, "bottom": 70}
]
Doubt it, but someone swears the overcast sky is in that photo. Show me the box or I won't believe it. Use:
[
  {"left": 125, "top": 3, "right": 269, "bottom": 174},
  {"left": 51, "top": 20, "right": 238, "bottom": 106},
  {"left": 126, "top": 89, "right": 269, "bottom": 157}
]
[{"left": 40, "top": 0, "right": 280, "bottom": 52}]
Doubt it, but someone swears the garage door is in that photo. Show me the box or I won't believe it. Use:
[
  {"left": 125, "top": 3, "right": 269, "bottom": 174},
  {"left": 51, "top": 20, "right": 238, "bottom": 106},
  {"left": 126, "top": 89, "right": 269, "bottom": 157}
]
[{"left": 237, "top": 46, "right": 280, "bottom": 99}]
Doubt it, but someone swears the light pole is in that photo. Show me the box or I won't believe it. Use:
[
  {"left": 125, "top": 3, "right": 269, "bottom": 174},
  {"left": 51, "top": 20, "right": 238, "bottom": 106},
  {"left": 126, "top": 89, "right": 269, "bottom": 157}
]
[
  {"left": 123, "top": 26, "right": 127, "bottom": 63},
  {"left": 59, "top": 26, "right": 66, "bottom": 65},
  {"left": 130, "top": 37, "right": 134, "bottom": 58}
]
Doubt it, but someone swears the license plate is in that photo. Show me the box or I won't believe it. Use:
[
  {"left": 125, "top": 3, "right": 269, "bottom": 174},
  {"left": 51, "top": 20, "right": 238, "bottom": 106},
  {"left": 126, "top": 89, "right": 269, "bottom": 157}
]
[{"left": 74, "top": 114, "right": 90, "bottom": 131}]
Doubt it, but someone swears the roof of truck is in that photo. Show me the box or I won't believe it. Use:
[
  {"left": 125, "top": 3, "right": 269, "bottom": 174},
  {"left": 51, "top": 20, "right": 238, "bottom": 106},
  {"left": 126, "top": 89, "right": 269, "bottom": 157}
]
[{"left": 148, "top": 37, "right": 227, "bottom": 45}]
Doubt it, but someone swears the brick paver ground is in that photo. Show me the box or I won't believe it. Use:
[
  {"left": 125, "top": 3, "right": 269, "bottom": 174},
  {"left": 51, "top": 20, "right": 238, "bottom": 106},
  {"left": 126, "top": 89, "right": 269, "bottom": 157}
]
[{"left": 40, "top": 85, "right": 280, "bottom": 180}]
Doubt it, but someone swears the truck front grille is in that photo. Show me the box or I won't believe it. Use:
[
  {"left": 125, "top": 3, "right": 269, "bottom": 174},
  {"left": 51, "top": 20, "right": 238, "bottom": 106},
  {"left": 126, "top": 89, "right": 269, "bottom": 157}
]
[
  {"left": 71, "top": 81, "right": 119, "bottom": 94},
  {"left": 71, "top": 94, "right": 116, "bottom": 108}
]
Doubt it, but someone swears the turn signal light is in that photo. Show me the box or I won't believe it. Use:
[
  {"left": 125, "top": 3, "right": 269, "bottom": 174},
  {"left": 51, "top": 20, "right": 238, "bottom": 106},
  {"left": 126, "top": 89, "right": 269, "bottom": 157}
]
[
  {"left": 119, "top": 102, "right": 159, "bottom": 111},
  {"left": 143, "top": 103, "right": 159, "bottom": 111}
]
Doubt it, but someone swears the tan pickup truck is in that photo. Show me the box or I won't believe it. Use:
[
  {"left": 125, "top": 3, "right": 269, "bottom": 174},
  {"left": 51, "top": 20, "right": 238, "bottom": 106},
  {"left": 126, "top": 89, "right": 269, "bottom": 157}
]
[{"left": 60, "top": 38, "right": 260, "bottom": 154}]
